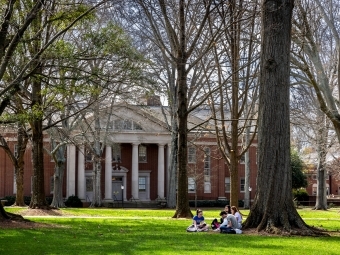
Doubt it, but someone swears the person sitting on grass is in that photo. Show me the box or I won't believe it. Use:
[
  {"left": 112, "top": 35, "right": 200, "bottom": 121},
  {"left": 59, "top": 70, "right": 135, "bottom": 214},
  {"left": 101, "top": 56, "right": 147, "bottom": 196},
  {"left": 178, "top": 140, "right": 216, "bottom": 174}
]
[
  {"left": 219, "top": 211, "right": 238, "bottom": 232},
  {"left": 220, "top": 205, "right": 231, "bottom": 224},
  {"left": 231, "top": 205, "right": 243, "bottom": 229},
  {"left": 193, "top": 209, "right": 209, "bottom": 232}
]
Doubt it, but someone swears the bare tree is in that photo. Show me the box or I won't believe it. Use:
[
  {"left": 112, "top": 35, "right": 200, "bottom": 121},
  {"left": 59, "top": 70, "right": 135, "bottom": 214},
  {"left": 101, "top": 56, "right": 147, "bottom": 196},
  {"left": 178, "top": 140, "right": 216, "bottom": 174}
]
[
  {"left": 204, "top": 0, "right": 259, "bottom": 207},
  {"left": 291, "top": 0, "right": 339, "bottom": 210}
]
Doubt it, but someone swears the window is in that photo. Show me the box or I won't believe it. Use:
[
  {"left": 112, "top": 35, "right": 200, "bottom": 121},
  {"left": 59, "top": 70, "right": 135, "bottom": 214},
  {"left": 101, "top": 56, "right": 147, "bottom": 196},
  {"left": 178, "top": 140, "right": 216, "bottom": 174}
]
[
  {"left": 123, "top": 120, "right": 132, "bottom": 130},
  {"left": 188, "top": 147, "right": 196, "bottom": 163},
  {"left": 312, "top": 174, "right": 317, "bottom": 180},
  {"left": 204, "top": 148, "right": 210, "bottom": 182},
  {"left": 85, "top": 148, "right": 93, "bottom": 162},
  {"left": 312, "top": 187, "right": 317, "bottom": 195},
  {"left": 86, "top": 177, "right": 93, "bottom": 192},
  {"left": 139, "top": 145, "right": 147, "bottom": 162},
  {"left": 134, "top": 122, "right": 143, "bottom": 130},
  {"left": 114, "top": 119, "right": 143, "bottom": 130},
  {"left": 240, "top": 178, "right": 245, "bottom": 192},
  {"left": 139, "top": 177, "right": 146, "bottom": 191},
  {"left": 188, "top": 177, "right": 196, "bottom": 192},
  {"left": 106, "top": 121, "right": 113, "bottom": 130},
  {"left": 240, "top": 154, "right": 245, "bottom": 164},
  {"left": 112, "top": 145, "right": 121, "bottom": 162},
  {"left": 114, "top": 119, "right": 123, "bottom": 130},
  {"left": 225, "top": 177, "right": 230, "bottom": 193}
]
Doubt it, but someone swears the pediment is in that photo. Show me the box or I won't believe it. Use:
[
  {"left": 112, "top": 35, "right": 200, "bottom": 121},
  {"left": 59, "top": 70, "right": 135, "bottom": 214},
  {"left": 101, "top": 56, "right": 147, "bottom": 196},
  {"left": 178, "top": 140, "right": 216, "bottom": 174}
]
[{"left": 103, "top": 103, "right": 169, "bottom": 133}]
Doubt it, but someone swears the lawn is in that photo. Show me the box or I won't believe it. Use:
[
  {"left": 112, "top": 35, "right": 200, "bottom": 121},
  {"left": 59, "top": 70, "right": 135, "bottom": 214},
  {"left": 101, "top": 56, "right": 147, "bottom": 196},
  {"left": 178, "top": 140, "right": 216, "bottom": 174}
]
[{"left": 1, "top": 207, "right": 340, "bottom": 255}]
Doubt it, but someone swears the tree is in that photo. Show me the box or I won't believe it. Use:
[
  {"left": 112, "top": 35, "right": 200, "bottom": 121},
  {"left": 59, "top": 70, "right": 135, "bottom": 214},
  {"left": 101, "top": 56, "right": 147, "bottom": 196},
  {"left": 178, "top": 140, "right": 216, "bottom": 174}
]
[
  {"left": 0, "top": 1, "right": 110, "bottom": 214},
  {"left": 243, "top": 0, "right": 321, "bottom": 235},
  {"left": 291, "top": 149, "right": 307, "bottom": 189},
  {"left": 125, "top": 0, "right": 224, "bottom": 218},
  {"left": 0, "top": 123, "right": 29, "bottom": 206},
  {"left": 204, "top": 0, "right": 259, "bottom": 207},
  {"left": 290, "top": 0, "right": 338, "bottom": 210}
]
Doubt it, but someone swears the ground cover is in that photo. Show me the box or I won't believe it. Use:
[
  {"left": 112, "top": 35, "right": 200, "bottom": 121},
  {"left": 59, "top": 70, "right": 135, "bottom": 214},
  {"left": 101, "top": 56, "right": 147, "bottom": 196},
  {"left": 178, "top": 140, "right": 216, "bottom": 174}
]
[{"left": 0, "top": 207, "right": 340, "bottom": 255}]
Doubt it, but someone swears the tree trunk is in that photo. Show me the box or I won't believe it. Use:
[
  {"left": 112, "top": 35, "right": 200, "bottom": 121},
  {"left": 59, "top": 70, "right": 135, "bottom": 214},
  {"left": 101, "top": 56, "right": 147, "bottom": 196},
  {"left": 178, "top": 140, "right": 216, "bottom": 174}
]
[
  {"left": 243, "top": 0, "right": 320, "bottom": 235},
  {"left": 167, "top": 130, "right": 178, "bottom": 208},
  {"left": 229, "top": 0, "right": 241, "bottom": 208},
  {"left": 30, "top": 116, "right": 48, "bottom": 208},
  {"left": 91, "top": 157, "right": 102, "bottom": 207},
  {"left": 173, "top": 57, "right": 192, "bottom": 218},
  {"left": 51, "top": 161, "right": 66, "bottom": 208},
  {"left": 29, "top": 66, "right": 48, "bottom": 209},
  {"left": 29, "top": 99, "right": 48, "bottom": 209},
  {"left": 172, "top": 0, "right": 192, "bottom": 218},
  {"left": 14, "top": 124, "right": 28, "bottom": 206},
  {"left": 314, "top": 117, "right": 328, "bottom": 210}
]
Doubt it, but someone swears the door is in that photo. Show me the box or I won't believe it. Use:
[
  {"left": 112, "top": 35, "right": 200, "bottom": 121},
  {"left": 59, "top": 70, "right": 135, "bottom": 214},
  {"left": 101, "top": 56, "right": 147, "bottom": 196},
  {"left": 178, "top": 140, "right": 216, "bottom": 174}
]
[
  {"left": 112, "top": 178, "right": 123, "bottom": 201},
  {"left": 138, "top": 176, "right": 148, "bottom": 201}
]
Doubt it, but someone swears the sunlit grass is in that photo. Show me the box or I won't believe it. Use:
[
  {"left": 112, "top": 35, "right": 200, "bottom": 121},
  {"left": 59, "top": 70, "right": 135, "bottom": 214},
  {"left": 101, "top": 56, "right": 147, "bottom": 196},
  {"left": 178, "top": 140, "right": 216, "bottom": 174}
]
[{"left": 1, "top": 207, "right": 340, "bottom": 255}]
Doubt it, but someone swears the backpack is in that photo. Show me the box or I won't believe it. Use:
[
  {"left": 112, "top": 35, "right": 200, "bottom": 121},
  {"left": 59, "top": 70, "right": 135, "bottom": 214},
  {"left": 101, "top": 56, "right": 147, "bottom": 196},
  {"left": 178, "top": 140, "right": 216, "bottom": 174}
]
[
  {"left": 186, "top": 224, "right": 197, "bottom": 232},
  {"left": 211, "top": 218, "right": 220, "bottom": 230},
  {"left": 220, "top": 227, "right": 236, "bottom": 234}
]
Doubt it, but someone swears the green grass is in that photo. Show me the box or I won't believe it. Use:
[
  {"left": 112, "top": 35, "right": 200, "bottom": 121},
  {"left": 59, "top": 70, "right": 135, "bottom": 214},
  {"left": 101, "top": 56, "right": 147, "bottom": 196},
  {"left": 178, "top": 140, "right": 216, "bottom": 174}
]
[{"left": 1, "top": 207, "right": 340, "bottom": 255}]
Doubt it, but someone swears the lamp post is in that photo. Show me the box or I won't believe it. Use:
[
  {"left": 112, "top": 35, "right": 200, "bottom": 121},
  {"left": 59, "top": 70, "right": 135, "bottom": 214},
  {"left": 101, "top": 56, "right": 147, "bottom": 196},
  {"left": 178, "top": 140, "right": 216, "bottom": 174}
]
[
  {"left": 249, "top": 187, "right": 252, "bottom": 209},
  {"left": 121, "top": 185, "right": 124, "bottom": 208}
]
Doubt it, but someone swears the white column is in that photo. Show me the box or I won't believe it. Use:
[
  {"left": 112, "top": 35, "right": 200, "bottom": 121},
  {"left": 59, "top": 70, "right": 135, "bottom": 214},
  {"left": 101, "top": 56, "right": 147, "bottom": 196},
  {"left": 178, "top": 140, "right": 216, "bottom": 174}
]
[
  {"left": 66, "top": 144, "right": 76, "bottom": 197},
  {"left": 77, "top": 146, "right": 85, "bottom": 200},
  {"left": 158, "top": 144, "right": 165, "bottom": 199},
  {"left": 131, "top": 143, "right": 139, "bottom": 200},
  {"left": 166, "top": 143, "right": 171, "bottom": 196},
  {"left": 104, "top": 146, "right": 112, "bottom": 200}
]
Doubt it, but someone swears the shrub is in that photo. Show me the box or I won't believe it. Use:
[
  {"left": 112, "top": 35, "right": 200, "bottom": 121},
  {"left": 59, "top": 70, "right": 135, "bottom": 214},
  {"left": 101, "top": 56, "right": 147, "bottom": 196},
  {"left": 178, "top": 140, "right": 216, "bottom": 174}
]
[
  {"left": 1, "top": 196, "right": 15, "bottom": 206},
  {"left": 65, "top": 195, "right": 83, "bottom": 208},
  {"left": 189, "top": 200, "right": 233, "bottom": 208},
  {"left": 293, "top": 189, "right": 309, "bottom": 201}
]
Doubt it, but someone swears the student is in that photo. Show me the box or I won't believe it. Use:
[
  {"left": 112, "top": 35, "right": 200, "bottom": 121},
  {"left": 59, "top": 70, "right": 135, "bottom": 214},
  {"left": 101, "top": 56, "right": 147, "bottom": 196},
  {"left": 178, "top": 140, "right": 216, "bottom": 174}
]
[
  {"left": 220, "top": 205, "right": 231, "bottom": 224},
  {"left": 231, "top": 205, "right": 243, "bottom": 229},
  {"left": 225, "top": 205, "right": 231, "bottom": 214},
  {"left": 192, "top": 209, "right": 208, "bottom": 232},
  {"left": 219, "top": 211, "right": 238, "bottom": 231}
]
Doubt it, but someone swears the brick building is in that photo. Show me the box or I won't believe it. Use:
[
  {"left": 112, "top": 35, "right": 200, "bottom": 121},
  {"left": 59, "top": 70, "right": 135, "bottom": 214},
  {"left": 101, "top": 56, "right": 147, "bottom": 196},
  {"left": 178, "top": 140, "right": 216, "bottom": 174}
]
[{"left": 0, "top": 102, "right": 259, "bottom": 204}]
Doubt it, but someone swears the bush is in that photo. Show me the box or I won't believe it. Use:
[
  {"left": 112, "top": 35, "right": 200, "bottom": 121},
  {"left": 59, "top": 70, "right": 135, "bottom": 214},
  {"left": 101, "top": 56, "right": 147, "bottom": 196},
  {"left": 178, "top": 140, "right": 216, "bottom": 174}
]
[
  {"left": 189, "top": 200, "right": 243, "bottom": 208},
  {"left": 1, "top": 196, "right": 58, "bottom": 206},
  {"left": 1, "top": 196, "right": 15, "bottom": 206},
  {"left": 65, "top": 195, "right": 83, "bottom": 208},
  {"left": 293, "top": 189, "right": 309, "bottom": 201}
]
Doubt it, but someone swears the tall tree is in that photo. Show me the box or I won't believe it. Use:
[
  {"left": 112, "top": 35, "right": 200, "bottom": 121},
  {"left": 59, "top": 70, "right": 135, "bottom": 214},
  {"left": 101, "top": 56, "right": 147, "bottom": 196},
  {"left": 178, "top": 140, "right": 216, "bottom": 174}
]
[
  {"left": 243, "top": 0, "right": 320, "bottom": 235},
  {"left": 0, "top": 0, "right": 110, "bottom": 213},
  {"left": 291, "top": 0, "right": 338, "bottom": 210},
  {"left": 204, "top": 0, "right": 259, "bottom": 207},
  {"left": 129, "top": 0, "right": 223, "bottom": 218}
]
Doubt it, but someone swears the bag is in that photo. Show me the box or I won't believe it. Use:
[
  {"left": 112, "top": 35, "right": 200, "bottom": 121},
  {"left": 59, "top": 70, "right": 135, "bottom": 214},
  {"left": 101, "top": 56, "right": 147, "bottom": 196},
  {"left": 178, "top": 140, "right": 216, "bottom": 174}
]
[
  {"left": 186, "top": 224, "right": 197, "bottom": 232},
  {"left": 235, "top": 229, "right": 242, "bottom": 234},
  {"left": 220, "top": 227, "right": 236, "bottom": 234},
  {"left": 211, "top": 218, "right": 220, "bottom": 230}
]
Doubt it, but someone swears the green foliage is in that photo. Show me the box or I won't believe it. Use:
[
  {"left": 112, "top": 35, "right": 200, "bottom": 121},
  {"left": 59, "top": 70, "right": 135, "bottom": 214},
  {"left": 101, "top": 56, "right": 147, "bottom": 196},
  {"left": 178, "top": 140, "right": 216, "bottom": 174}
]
[
  {"left": 65, "top": 195, "right": 83, "bottom": 208},
  {"left": 293, "top": 189, "right": 309, "bottom": 201},
  {"left": 49, "top": 3, "right": 95, "bottom": 30},
  {"left": 291, "top": 148, "right": 308, "bottom": 189},
  {"left": 188, "top": 200, "right": 244, "bottom": 208}
]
